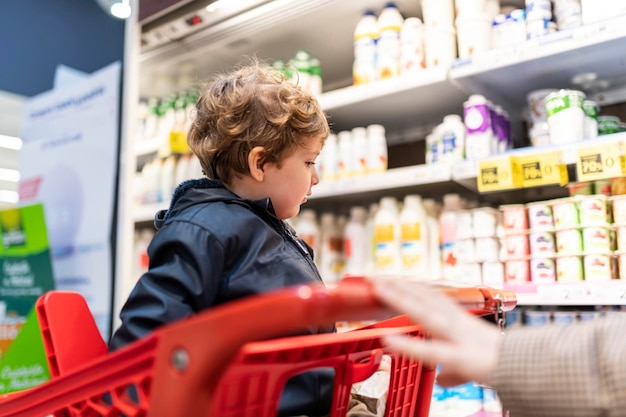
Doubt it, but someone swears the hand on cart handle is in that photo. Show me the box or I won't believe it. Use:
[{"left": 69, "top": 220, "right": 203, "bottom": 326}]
[{"left": 371, "top": 278, "right": 504, "bottom": 388}]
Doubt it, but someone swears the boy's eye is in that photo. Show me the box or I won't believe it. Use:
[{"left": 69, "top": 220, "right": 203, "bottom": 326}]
[{"left": 306, "top": 161, "right": 316, "bottom": 167}]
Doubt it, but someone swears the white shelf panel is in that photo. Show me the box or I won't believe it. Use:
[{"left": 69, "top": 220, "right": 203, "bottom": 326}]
[
  {"left": 309, "top": 164, "right": 453, "bottom": 200},
  {"left": 318, "top": 69, "right": 469, "bottom": 134},
  {"left": 450, "top": 15, "right": 626, "bottom": 110},
  {"left": 507, "top": 282, "right": 626, "bottom": 306},
  {"left": 134, "top": 136, "right": 164, "bottom": 157},
  {"left": 133, "top": 203, "right": 167, "bottom": 224}
]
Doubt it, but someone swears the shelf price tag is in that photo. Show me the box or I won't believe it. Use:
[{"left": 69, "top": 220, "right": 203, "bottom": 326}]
[
  {"left": 518, "top": 151, "right": 568, "bottom": 188},
  {"left": 477, "top": 156, "right": 521, "bottom": 192},
  {"left": 169, "top": 131, "right": 190, "bottom": 154},
  {"left": 576, "top": 141, "right": 625, "bottom": 182}
]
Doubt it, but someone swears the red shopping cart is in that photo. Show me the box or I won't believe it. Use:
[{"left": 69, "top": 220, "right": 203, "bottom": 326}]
[{"left": 0, "top": 277, "right": 516, "bottom": 417}]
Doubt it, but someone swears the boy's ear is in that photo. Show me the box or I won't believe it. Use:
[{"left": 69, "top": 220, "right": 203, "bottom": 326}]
[{"left": 248, "top": 146, "right": 266, "bottom": 181}]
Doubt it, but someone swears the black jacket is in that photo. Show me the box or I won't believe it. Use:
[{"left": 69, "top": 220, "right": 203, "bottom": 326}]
[{"left": 109, "top": 178, "right": 334, "bottom": 416}]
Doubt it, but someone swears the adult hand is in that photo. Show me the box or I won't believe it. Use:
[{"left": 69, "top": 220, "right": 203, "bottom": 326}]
[{"left": 371, "top": 279, "right": 502, "bottom": 387}]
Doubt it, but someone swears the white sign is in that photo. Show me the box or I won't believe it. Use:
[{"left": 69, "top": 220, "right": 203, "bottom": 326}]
[{"left": 18, "top": 61, "right": 121, "bottom": 338}]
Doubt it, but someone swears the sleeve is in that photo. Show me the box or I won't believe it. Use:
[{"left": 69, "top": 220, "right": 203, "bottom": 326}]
[
  {"left": 490, "top": 315, "right": 626, "bottom": 417},
  {"left": 108, "top": 220, "right": 226, "bottom": 350}
]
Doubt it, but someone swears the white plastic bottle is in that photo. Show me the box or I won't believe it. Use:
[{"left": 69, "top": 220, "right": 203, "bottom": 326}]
[
  {"left": 343, "top": 206, "right": 369, "bottom": 277},
  {"left": 374, "top": 196, "right": 402, "bottom": 277},
  {"left": 400, "top": 17, "right": 425, "bottom": 74},
  {"left": 187, "top": 154, "right": 205, "bottom": 179},
  {"left": 463, "top": 94, "right": 495, "bottom": 160},
  {"left": 441, "top": 114, "right": 467, "bottom": 162},
  {"left": 353, "top": 10, "right": 379, "bottom": 85},
  {"left": 175, "top": 153, "right": 191, "bottom": 184},
  {"left": 308, "top": 56, "right": 323, "bottom": 97},
  {"left": 423, "top": 198, "right": 442, "bottom": 280},
  {"left": 400, "top": 195, "right": 429, "bottom": 280},
  {"left": 160, "top": 155, "right": 177, "bottom": 203},
  {"left": 295, "top": 209, "right": 320, "bottom": 263},
  {"left": 366, "top": 124, "right": 389, "bottom": 173},
  {"left": 365, "top": 202, "right": 379, "bottom": 276},
  {"left": 320, "top": 213, "right": 342, "bottom": 284},
  {"left": 376, "top": 2, "right": 404, "bottom": 80},
  {"left": 337, "top": 130, "right": 353, "bottom": 179},
  {"left": 440, "top": 193, "right": 463, "bottom": 280},
  {"left": 321, "top": 133, "right": 339, "bottom": 182},
  {"left": 351, "top": 127, "right": 368, "bottom": 177}
]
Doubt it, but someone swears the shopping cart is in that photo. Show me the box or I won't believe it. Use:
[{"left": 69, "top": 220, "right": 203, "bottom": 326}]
[{"left": 0, "top": 276, "right": 516, "bottom": 417}]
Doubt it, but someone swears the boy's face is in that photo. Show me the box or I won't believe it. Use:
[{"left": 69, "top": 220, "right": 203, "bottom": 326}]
[{"left": 262, "top": 136, "right": 323, "bottom": 219}]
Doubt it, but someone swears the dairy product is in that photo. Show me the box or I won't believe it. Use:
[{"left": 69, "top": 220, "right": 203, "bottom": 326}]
[
  {"left": 353, "top": 10, "right": 378, "bottom": 85},
  {"left": 400, "top": 195, "right": 429, "bottom": 280},
  {"left": 376, "top": 2, "right": 404, "bottom": 80}
]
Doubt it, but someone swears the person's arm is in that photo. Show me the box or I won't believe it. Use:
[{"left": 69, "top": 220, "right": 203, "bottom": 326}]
[
  {"left": 491, "top": 315, "right": 626, "bottom": 417},
  {"left": 371, "top": 279, "right": 626, "bottom": 417}
]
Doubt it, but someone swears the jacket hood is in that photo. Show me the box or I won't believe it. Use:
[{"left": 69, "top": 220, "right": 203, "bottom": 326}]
[{"left": 153, "top": 178, "right": 275, "bottom": 230}]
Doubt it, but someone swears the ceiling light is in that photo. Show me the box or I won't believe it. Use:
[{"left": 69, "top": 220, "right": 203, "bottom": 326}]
[
  {"left": 0, "top": 135, "right": 22, "bottom": 151},
  {"left": 94, "top": 0, "right": 132, "bottom": 19}
]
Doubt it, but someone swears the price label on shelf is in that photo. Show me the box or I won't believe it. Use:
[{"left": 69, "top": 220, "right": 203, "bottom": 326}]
[
  {"left": 477, "top": 156, "right": 521, "bottom": 192},
  {"left": 576, "top": 141, "right": 625, "bottom": 181},
  {"left": 518, "top": 151, "right": 568, "bottom": 188},
  {"left": 169, "top": 131, "right": 190, "bottom": 154}
]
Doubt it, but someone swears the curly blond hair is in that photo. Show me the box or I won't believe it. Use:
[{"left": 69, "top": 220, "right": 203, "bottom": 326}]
[{"left": 187, "top": 60, "right": 330, "bottom": 185}]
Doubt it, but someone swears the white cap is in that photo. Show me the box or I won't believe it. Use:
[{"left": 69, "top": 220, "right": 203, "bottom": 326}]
[{"left": 350, "top": 206, "right": 368, "bottom": 222}]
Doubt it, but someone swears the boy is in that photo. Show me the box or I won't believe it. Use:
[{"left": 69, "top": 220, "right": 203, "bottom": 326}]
[{"left": 110, "top": 61, "right": 340, "bottom": 416}]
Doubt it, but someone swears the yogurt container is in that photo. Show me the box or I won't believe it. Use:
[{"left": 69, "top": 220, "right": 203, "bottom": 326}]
[
  {"left": 556, "top": 254, "right": 584, "bottom": 282},
  {"left": 456, "top": 210, "right": 474, "bottom": 240},
  {"left": 581, "top": 226, "right": 612, "bottom": 252},
  {"left": 576, "top": 194, "right": 608, "bottom": 225},
  {"left": 568, "top": 181, "right": 594, "bottom": 196},
  {"left": 527, "top": 89, "right": 557, "bottom": 129},
  {"left": 582, "top": 100, "right": 599, "bottom": 139},
  {"left": 526, "top": 201, "right": 554, "bottom": 230},
  {"left": 504, "top": 233, "right": 530, "bottom": 258},
  {"left": 475, "top": 237, "right": 501, "bottom": 262},
  {"left": 614, "top": 224, "right": 626, "bottom": 251},
  {"left": 472, "top": 207, "right": 500, "bottom": 238},
  {"left": 555, "top": 228, "right": 583, "bottom": 253},
  {"left": 597, "top": 116, "right": 621, "bottom": 135},
  {"left": 544, "top": 89, "right": 586, "bottom": 145},
  {"left": 610, "top": 195, "right": 626, "bottom": 223},
  {"left": 617, "top": 251, "right": 626, "bottom": 280},
  {"left": 505, "top": 259, "right": 530, "bottom": 282},
  {"left": 583, "top": 253, "right": 613, "bottom": 282},
  {"left": 530, "top": 256, "right": 556, "bottom": 284},
  {"left": 551, "top": 197, "right": 579, "bottom": 228},
  {"left": 529, "top": 230, "right": 555, "bottom": 255},
  {"left": 501, "top": 204, "right": 528, "bottom": 233},
  {"left": 482, "top": 261, "right": 505, "bottom": 287},
  {"left": 457, "top": 239, "right": 477, "bottom": 263}
]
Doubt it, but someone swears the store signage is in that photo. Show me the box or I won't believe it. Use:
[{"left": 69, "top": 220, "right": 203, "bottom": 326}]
[
  {"left": 0, "top": 204, "right": 55, "bottom": 317},
  {"left": 576, "top": 142, "right": 625, "bottom": 181},
  {"left": 478, "top": 151, "right": 568, "bottom": 193},
  {"left": 517, "top": 151, "right": 568, "bottom": 188},
  {"left": 477, "top": 156, "right": 521, "bottom": 192},
  {"left": 168, "top": 131, "right": 190, "bottom": 154}
]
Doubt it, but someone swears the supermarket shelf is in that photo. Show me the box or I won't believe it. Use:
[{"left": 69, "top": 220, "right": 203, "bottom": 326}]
[
  {"left": 310, "top": 164, "right": 453, "bottom": 200},
  {"left": 506, "top": 282, "right": 626, "bottom": 306},
  {"left": 133, "top": 203, "right": 167, "bottom": 224},
  {"left": 317, "top": 69, "right": 469, "bottom": 136},
  {"left": 134, "top": 136, "right": 164, "bottom": 157},
  {"left": 450, "top": 15, "right": 626, "bottom": 110}
]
